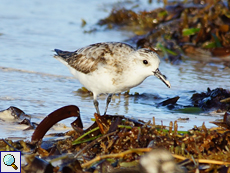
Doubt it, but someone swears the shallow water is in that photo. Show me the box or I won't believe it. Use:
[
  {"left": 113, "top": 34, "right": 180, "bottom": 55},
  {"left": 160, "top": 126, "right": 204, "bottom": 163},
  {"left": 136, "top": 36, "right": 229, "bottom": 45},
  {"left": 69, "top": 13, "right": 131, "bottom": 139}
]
[{"left": 0, "top": 0, "right": 229, "bottom": 140}]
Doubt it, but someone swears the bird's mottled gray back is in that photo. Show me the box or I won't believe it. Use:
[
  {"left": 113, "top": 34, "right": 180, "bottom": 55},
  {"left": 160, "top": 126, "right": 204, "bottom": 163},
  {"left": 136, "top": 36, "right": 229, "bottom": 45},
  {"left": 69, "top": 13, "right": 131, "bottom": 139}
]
[
  {"left": 76, "top": 42, "right": 135, "bottom": 58},
  {"left": 55, "top": 42, "right": 135, "bottom": 74}
]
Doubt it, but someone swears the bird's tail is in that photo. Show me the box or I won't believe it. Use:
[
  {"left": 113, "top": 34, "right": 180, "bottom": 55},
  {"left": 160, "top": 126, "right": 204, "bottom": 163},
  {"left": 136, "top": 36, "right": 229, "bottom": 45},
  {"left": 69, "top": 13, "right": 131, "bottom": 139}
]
[{"left": 54, "top": 49, "right": 73, "bottom": 60}]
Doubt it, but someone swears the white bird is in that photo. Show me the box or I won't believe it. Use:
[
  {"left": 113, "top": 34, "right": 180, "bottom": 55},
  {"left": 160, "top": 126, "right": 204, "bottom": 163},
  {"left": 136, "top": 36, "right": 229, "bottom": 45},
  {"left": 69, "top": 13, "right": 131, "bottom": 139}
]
[{"left": 54, "top": 42, "right": 171, "bottom": 115}]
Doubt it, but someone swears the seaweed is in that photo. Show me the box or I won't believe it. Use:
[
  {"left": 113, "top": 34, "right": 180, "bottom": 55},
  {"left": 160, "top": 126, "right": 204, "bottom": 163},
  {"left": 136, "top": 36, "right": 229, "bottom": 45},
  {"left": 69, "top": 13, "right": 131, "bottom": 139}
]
[
  {"left": 97, "top": 0, "right": 230, "bottom": 66},
  {"left": 1, "top": 99, "right": 230, "bottom": 172}
]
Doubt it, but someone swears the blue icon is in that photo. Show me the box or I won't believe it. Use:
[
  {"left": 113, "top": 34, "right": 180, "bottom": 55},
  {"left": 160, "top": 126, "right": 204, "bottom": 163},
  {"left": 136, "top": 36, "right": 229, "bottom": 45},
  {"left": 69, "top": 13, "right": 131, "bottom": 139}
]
[{"left": 3, "top": 154, "right": 18, "bottom": 170}]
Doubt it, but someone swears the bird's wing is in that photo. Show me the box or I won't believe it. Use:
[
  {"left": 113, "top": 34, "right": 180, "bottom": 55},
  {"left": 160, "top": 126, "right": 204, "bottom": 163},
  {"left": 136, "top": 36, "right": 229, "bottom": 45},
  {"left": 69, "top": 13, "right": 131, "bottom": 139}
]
[{"left": 55, "top": 42, "right": 135, "bottom": 74}]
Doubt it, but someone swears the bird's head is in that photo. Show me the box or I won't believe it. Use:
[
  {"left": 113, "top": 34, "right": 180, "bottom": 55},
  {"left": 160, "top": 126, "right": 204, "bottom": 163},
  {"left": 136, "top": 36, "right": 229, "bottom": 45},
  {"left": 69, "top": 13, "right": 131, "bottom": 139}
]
[{"left": 132, "top": 48, "right": 171, "bottom": 88}]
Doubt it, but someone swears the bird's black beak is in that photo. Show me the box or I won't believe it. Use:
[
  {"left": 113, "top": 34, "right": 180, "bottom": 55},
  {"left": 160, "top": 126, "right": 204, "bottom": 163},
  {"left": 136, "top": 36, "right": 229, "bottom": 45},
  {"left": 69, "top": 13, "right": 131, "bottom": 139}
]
[{"left": 153, "top": 68, "right": 171, "bottom": 88}]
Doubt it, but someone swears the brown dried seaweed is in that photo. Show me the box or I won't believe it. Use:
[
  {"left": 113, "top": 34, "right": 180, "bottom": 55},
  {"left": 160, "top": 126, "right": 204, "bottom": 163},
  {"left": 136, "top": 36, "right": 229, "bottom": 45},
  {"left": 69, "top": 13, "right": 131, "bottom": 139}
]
[
  {"left": 97, "top": 0, "right": 230, "bottom": 66},
  {"left": 1, "top": 103, "right": 230, "bottom": 172}
]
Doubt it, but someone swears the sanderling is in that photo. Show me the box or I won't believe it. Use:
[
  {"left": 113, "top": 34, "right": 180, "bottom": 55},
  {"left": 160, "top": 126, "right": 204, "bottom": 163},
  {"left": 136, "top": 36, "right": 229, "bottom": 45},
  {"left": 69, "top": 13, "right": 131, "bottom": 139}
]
[{"left": 54, "top": 42, "right": 170, "bottom": 115}]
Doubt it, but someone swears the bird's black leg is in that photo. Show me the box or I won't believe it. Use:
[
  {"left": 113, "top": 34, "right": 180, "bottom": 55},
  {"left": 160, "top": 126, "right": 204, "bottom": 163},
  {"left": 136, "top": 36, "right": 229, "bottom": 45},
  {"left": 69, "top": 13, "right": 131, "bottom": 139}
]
[
  {"left": 104, "top": 94, "right": 112, "bottom": 115},
  {"left": 93, "top": 99, "right": 100, "bottom": 115}
]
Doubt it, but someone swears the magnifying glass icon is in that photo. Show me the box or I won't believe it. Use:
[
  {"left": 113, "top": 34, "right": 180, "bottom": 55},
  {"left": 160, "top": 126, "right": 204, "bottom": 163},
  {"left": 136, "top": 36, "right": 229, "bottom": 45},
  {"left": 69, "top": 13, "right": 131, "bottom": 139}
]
[{"left": 3, "top": 154, "right": 18, "bottom": 170}]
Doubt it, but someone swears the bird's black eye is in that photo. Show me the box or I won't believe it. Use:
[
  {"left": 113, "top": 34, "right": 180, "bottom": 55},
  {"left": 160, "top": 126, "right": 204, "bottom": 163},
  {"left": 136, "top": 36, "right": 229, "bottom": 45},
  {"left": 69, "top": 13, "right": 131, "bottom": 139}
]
[{"left": 143, "top": 60, "right": 148, "bottom": 64}]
